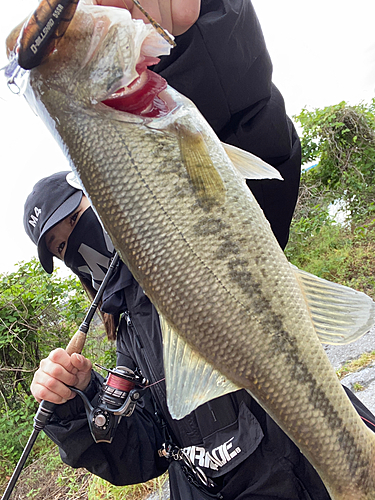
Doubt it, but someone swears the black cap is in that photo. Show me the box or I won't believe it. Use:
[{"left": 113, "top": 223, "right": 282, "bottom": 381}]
[{"left": 24, "top": 171, "right": 83, "bottom": 274}]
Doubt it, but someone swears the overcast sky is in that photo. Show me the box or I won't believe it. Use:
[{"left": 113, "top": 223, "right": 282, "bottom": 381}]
[{"left": 0, "top": 0, "right": 374, "bottom": 276}]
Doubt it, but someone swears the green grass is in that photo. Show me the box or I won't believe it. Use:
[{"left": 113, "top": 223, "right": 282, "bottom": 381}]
[
  {"left": 87, "top": 474, "right": 168, "bottom": 500},
  {"left": 286, "top": 217, "right": 375, "bottom": 300},
  {"left": 336, "top": 352, "right": 375, "bottom": 380},
  {"left": 0, "top": 445, "right": 168, "bottom": 500}
]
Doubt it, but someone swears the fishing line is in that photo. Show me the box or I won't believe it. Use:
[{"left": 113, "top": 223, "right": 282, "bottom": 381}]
[
  {"left": 147, "top": 377, "right": 166, "bottom": 388},
  {"left": 360, "top": 415, "right": 375, "bottom": 430},
  {"left": 124, "top": 0, "right": 176, "bottom": 47}
]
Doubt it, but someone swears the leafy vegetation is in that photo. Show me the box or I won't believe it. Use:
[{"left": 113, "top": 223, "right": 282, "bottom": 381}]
[
  {"left": 0, "top": 259, "right": 91, "bottom": 479},
  {"left": 0, "top": 259, "right": 89, "bottom": 404},
  {"left": 295, "top": 98, "right": 375, "bottom": 220},
  {"left": 0, "top": 259, "right": 118, "bottom": 486},
  {"left": 287, "top": 99, "right": 375, "bottom": 300}
]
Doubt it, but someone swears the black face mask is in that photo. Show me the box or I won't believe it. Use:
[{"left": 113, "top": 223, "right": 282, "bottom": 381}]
[{"left": 64, "top": 207, "right": 115, "bottom": 289}]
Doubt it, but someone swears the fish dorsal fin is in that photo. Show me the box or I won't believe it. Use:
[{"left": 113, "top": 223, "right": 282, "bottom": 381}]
[
  {"left": 292, "top": 265, "right": 375, "bottom": 345},
  {"left": 176, "top": 125, "right": 226, "bottom": 208},
  {"left": 160, "top": 314, "right": 239, "bottom": 420},
  {"left": 222, "top": 143, "right": 283, "bottom": 180}
]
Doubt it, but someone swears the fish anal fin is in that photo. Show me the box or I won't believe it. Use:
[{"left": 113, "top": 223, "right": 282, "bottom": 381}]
[
  {"left": 292, "top": 264, "right": 375, "bottom": 345},
  {"left": 160, "top": 314, "right": 239, "bottom": 419},
  {"left": 223, "top": 142, "right": 283, "bottom": 181}
]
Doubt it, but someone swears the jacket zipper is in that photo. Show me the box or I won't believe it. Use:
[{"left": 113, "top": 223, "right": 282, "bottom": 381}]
[
  {"left": 123, "top": 309, "right": 176, "bottom": 440},
  {"left": 123, "top": 309, "right": 164, "bottom": 396}
]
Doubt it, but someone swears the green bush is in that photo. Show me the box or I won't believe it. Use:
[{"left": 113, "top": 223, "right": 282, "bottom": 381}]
[
  {"left": 0, "top": 260, "right": 94, "bottom": 481},
  {"left": 287, "top": 99, "right": 375, "bottom": 300},
  {"left": 294, "top": 99, "right": 375, "bottom": 221},
  {"left": 0, "top": 259, "right": 89, "bottom": 409}
]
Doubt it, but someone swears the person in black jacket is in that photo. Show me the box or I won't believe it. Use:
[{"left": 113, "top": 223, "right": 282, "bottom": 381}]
[{"left": 24, "top": 1, "right": 375, "bottom": 499}]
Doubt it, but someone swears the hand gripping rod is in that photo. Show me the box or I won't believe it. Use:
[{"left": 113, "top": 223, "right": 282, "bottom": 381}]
[{"left": 1, "top": 252, "right": 120, "bottom": 500}]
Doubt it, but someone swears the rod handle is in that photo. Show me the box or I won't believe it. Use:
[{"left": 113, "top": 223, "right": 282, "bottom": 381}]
[
  {"left": 65, "top": 328, "right": 87, "bottom": 356},
  {"left": 34, "top": 400, "right": 56, "bottom": 431}
]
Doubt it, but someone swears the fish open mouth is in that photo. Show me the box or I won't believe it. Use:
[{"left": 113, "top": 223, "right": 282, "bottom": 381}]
[
  {"left": 86, "top": 5, "right": 176, "bottom": 119},
  {"left": 102, "top": 57, "right": 172, "bottom": 118}
]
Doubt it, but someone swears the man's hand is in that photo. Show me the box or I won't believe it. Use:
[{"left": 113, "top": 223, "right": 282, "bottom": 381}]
[
  {"left": 96, "top": 0, "right": 200, "bottom": 36},
  {"left": 31, "top": 348, "right": 92, "bottom": 404}
]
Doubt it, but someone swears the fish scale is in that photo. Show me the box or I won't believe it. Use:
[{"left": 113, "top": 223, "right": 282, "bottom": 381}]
[
  {"left": 74, "top": 107, "right": 374, "bottom": 499},
  {"left": 94, "top": 121, "right": 373, "bottom": 497},
  {"left": 11, "top": 4, "right": 375, "bottom": 498}
]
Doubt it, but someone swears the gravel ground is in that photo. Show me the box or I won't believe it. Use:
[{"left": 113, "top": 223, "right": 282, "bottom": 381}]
[{"left": 324, "top": 325, "right": 375, "bottom": 414}]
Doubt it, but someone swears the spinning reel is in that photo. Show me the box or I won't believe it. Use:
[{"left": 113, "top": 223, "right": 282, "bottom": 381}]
[{"left": 72, "top": 364, "right": 148, "bottom": 443}]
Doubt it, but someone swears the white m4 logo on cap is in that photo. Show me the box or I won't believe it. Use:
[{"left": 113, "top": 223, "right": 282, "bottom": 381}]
[{"left": 29, "top": 207, "right": 42, "bottom": 228}]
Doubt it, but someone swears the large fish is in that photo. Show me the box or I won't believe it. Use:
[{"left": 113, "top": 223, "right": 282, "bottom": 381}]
[{"left": 6, "top": 3, "right": 375, "bottom": 498}]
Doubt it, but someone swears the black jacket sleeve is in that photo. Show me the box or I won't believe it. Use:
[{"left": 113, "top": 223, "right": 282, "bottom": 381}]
[
  {"left": 43, "top": 371, "right": 168, "bottom": 486},
  {"left": 154, "top": 0, "right": 301, "bottom": 249}
]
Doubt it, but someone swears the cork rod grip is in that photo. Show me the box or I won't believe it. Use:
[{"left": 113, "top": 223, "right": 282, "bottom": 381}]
[{"left": 65, "top": 329, "right": 87, "bottom": 356}]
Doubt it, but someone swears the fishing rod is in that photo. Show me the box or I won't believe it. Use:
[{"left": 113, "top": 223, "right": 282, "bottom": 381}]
[{"left": 1, "top": 252, "right": 120, "bottom": 500}]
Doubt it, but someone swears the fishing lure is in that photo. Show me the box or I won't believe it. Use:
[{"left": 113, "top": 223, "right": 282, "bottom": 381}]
[
  {"left": 17, "top": 0, "right": 80, "bottom": 70},
  {"left": 16, "top": 0, "right": 175, "bottom": 71}
]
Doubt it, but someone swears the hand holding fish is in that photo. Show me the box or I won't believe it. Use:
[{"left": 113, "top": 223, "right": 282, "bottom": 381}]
[
  {"left": 96, "top": 0, "right": 200, "bottom": 35},
  {"left": 31, "top": 348, "right": 92, "bottom": 404}
]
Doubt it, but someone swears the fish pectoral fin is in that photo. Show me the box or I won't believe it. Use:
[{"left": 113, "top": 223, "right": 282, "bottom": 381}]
[
  {"left": 160, "top": 314, "right": 239, "bottom": 420},
  {"left": 176, "top": 125, "right": 226, "bottom": 208},
  {"left": 292, "top": 264, "right": 375, "bottom": 345},
  {"left": 222, "top": 143, "right": 283, "bottom": 181}
]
